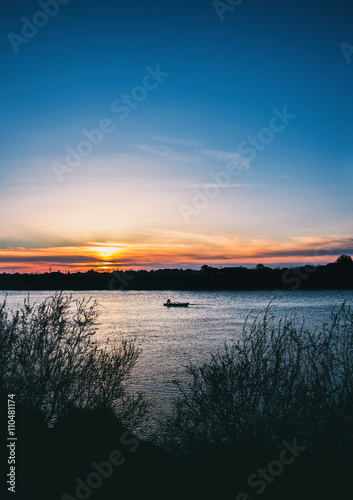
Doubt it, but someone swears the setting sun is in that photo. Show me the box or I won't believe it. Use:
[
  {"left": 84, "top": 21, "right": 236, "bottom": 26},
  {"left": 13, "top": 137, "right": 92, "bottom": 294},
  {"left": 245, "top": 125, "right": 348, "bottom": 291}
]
[{"left": 89, "top": 246, "right": 121, "bottom": 260}]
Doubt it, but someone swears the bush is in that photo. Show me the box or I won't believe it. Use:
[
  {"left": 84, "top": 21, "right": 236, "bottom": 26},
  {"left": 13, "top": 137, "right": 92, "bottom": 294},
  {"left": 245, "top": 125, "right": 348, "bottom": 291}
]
[
  {"left": 0, "top": 293, "right": 146, "bottom": 426},
  {"left": 164, "top": 303, "right": 353, "bottom": 453}
]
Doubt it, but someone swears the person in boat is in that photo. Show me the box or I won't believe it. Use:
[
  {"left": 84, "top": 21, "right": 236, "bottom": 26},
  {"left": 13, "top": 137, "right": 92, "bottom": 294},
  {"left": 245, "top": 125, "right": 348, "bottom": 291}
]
[{"left": 166, "top": 299, "right": 171, "bottom": 304}]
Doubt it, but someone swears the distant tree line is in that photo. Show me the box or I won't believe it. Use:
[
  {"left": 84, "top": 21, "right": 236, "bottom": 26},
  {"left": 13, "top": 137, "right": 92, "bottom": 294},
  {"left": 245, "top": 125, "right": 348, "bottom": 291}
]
[{"left": 0, "top": 255, "right": 352, "bottom": 290}]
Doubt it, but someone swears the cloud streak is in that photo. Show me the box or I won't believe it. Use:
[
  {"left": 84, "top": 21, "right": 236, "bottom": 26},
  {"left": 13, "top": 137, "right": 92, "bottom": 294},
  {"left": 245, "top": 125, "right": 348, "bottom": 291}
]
[{"left": 0, "top": 233, "right": 352, "bottom": 272}]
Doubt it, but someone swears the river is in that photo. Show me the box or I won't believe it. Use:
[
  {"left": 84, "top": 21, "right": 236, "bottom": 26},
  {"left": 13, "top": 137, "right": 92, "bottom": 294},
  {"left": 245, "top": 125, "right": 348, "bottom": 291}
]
[{"left": 1, "top": 289, "right": 352, "bottom": 439}]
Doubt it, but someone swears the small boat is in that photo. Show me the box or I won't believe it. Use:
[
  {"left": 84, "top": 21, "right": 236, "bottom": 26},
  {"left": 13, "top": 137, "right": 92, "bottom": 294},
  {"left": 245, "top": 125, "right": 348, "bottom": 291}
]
[{"left": 164, "top": 301, "right": 189, "bottom": 307}]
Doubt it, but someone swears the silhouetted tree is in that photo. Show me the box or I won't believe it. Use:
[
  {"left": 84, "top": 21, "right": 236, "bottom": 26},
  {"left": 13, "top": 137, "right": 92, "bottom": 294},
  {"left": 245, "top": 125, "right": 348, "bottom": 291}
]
[
  {"left": 164, "top": 303, "right": 353, "bottom": 453},
  {"left": 335, "top": 254, "right": 353, "bottom": 270},
  {"left": 0, "top": 294, "right": 146, "bottom": 426}
]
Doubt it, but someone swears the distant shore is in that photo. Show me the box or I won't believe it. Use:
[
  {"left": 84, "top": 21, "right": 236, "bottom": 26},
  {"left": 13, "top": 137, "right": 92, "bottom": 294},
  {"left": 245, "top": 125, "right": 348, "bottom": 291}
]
[{"left": 0, "top": 261, "right": 352, "bottom": 291}]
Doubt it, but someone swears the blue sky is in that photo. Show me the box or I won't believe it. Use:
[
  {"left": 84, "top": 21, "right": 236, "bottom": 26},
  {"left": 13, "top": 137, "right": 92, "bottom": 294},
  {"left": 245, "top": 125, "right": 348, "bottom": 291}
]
[{"left": 1, "top": 0, "right": 353, "bottom": 271}]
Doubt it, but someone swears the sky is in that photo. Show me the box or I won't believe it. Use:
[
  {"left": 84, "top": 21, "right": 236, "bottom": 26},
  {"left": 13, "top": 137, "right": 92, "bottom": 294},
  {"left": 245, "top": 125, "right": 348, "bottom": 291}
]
[{"left": 1, "top": 0, "right": 353, "bottom": 272}]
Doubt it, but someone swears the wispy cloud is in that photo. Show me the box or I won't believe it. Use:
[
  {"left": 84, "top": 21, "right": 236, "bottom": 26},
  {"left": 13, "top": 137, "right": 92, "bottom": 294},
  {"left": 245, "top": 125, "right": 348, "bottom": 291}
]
[
  {"left": 289, "top": 235, "right": 353, "bottom": 248},
  {"left": 1, "top": 231, "right": 352, "bottom": 273},
  {"left": 199, "top": 149, "right": 250, "bottom": 167},
  {"left": 176, "top": 183, "right": 262, "bottom": 189},
  {"left": 147, "top": 135, "right": 200, "bottom": 147},
  {"left": 132, "top": 141, "right": 251, "bottom": 172},
  {"left": 132, "top": 143, "right": 197, "bottom": 162}
]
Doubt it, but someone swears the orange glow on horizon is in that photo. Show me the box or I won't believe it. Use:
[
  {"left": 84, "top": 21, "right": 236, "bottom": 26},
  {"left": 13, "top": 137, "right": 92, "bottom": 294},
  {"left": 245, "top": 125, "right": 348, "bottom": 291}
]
[{"left": 0, "top": 236, "right": 349, "bottom": 273}]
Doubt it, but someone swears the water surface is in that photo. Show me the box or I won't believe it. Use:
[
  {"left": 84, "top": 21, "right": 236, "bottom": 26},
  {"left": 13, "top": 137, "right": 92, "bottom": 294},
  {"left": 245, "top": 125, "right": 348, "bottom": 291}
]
[{"left": 2, "top": 289, "right": 352, "bottom": 438}]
